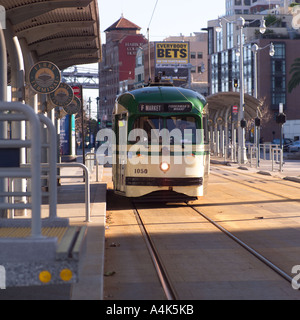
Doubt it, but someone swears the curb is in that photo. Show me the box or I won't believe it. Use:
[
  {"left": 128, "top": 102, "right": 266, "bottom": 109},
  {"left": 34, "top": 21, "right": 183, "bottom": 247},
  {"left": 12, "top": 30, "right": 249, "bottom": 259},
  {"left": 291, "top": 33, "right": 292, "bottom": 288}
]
[{"left": 283, "top": 176, "right": 300, "bottom": 183}]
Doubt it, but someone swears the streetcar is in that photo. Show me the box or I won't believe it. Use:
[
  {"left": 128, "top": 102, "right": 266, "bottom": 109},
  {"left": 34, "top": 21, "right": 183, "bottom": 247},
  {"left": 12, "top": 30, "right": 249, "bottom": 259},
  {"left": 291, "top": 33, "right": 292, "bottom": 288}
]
[{"left": 111, "top": 84, "right": 210, "bottom": 201}]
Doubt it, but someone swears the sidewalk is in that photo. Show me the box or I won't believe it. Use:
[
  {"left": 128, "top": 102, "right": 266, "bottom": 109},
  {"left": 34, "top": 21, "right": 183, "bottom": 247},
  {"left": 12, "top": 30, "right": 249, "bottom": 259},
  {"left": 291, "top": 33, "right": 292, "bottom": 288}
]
[
  {"left": 41, "top": 158, "right": 109, "bottom": 300},
  {"left": 211, "top": 154, "right": 300, "bottom": 182}
]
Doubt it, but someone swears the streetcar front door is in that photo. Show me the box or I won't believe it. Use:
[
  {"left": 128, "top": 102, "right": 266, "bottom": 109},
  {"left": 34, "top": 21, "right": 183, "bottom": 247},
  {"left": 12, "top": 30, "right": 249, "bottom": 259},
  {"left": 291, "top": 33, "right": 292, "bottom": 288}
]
[{"left": 115, "top": 114, "right": 127, "bottom": 192}]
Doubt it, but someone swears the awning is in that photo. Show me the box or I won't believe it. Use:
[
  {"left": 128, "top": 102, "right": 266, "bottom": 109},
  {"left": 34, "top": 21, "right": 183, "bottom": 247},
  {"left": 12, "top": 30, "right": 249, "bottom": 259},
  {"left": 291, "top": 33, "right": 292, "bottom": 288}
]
[
  {"left": 207, "top": 92, "right": 263, "bottom": 122},
  {"left": 2, "top": 0, "right": 101, "bottom": 70}
]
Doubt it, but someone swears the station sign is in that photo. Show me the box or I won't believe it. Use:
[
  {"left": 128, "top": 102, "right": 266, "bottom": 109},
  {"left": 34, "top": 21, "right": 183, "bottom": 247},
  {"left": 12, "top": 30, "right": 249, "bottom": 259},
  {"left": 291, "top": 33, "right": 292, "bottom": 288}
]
[
  {"left": 72, "top": 86, "right": 82, "bottom": 100},
  {"left": 232, "top": 105, "right": 238, "bottom": 123},
  {"left": 63, "top": 96, "right": 81, "bottom": 115},
  {"left": 232, "top": 105, "right": 238, "bottom": 113},
  {"left": 49, "top": 83, "right": 74, "bottom": 107},
  {"left": 29, "top": 61, "right": 61, "bottom": 94}
]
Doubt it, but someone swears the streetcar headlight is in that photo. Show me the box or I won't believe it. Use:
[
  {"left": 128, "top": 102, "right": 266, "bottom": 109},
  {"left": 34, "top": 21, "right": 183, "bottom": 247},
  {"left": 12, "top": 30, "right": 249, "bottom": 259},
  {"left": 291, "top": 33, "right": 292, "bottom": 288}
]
[{"left": 160, "top": 162, "right": 170, "bottom": 172}]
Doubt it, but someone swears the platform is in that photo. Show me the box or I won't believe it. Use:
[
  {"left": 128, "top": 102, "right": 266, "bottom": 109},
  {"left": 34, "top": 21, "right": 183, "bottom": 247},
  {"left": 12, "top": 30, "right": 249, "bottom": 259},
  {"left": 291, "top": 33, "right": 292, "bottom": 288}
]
[
  {"left": 210, "top": 155, "right": 300, "bottom": 182},
  {"left": 48, "top": 161, "right": 108, "bottom": 300}
]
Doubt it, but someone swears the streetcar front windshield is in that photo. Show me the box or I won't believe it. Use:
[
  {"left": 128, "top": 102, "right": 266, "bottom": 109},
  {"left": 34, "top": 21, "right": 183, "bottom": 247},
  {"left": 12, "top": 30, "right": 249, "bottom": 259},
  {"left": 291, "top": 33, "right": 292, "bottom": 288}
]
[
  {"left": 132, "top": 116, "right": 199, "bottom": 144},
  {"left": 166, "top": 116, "right": 198, "bottom": 144},
  {"left": 132, "top": 116, "right": 164, "bottom": 142}
]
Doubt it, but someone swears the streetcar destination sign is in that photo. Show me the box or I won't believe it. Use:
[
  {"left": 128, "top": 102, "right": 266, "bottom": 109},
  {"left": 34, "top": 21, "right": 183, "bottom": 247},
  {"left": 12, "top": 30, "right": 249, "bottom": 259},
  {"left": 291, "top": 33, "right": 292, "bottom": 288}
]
[{"left": 139, "top": 103, "right": 192, "bottom": 113}]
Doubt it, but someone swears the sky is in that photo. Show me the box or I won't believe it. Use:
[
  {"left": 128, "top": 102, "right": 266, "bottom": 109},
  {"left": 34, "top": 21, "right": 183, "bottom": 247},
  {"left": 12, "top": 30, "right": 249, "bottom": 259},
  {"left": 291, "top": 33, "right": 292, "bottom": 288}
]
[
  {"left": 85, "top": 0, "right": 226, "bottom": 116},
  {"left": 98, "top": 0, "right": 226, "bottom": 42}
]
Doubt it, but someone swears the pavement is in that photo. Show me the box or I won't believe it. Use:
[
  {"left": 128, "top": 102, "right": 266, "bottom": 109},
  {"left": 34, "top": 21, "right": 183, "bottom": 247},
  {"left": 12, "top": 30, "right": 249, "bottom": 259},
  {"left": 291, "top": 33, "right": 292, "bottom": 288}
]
[
  {"left": 210, "top": 153, "right": 300, "bottom": 182},
  {"left": 36, "top": 150, "right": 299, "bottom": 300}
]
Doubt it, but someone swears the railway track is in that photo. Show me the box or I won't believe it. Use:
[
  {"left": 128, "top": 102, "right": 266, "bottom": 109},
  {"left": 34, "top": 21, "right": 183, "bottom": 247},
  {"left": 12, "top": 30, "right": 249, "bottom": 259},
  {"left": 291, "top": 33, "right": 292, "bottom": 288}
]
[
  {"left": 132, "top": 202, "right": 178, "bottom": 300},
  {"left": 104, "top": 168, "right": 300, "bottom": 300},
  {"left": 131, "top": 200, "right": 299, "bottom": 300}
]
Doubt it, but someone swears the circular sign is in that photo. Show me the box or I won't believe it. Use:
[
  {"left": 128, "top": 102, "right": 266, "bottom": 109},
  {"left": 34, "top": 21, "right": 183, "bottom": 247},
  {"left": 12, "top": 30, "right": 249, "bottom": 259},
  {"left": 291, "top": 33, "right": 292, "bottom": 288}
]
[
  {"left": 49, "top": 83, "right": 74, "bottom": 106},
  {"left": 29, "top": 61, "right": 61, "bottom": 94},
  {"left": 232, "top": 105, "right": 238, "bottom": 113},
  {"left": 63, "top": 96, "right": 81, "bottom": 115},
  {"left": 217, "top": 117, "right": 223, "bottom": 125}
]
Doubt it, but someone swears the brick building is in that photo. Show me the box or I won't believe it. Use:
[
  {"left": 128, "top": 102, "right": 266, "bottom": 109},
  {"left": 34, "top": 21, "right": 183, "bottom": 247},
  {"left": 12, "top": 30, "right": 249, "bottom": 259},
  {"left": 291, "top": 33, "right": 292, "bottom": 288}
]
[{"left": 98, "top": 16, "right": 147, "bottom": 126}]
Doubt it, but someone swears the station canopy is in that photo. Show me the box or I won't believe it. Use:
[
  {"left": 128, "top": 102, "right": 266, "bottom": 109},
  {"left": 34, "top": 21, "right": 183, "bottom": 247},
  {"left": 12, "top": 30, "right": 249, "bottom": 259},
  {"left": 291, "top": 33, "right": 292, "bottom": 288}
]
[
  {"left": 3, "top": 0, "right": 101, "bottom": 72},
  {"left": 206, "top": 92, "right": 263, "bottom": 122}
]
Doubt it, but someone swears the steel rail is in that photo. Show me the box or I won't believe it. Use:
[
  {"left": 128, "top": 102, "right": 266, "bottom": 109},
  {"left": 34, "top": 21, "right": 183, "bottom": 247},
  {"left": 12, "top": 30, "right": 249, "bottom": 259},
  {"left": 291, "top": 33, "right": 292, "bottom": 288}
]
[
  {"left": 188, "top": 204, "right": 294, "bottom": 286},
  {"left": 132, "top": 202, "right": 178, "bottom": 300}
]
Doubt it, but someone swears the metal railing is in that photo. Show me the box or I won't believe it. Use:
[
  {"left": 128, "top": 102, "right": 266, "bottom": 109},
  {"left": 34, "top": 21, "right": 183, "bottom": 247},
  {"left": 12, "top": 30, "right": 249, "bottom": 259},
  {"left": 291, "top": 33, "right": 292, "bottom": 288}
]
[
  {"left": 271, "top": 147, "right": 283, "bottom": 172},
  {"left": 86, "top": 151, "right": 101, "bottom": 182},
  {"left": 212, "top": 141, "right": 285, "bottom": 172},
  {"left": 0, "top": 102, "right": 92, "bottom": 237},
  {"left": 0, "top": 102, "right": 42, "bottom": 238},
  {"left": 56, "top": 163, "right": 91, "bottom": 222}
]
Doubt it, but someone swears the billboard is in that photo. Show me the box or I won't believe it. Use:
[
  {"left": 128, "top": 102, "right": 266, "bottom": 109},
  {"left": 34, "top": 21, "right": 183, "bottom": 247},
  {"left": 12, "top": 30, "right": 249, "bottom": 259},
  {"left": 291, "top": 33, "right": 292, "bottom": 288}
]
[
  {"left": 155, "top": 42, "right": 190, "bottom": 86},
  {"left": 155, "top": 42, "right": 189, "bottom": 66}
]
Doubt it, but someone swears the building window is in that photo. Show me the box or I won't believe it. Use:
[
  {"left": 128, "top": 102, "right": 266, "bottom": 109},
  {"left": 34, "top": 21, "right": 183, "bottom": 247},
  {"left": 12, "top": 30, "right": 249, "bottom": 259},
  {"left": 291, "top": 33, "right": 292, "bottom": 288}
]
[
  {"left": 198, "top": 52, "right": 203, "bottom": 59},
  {"left": 211, "top": 53, "right": 219, "bottom": 94},
  {"left": 271, "top": 43, "right": 286, "bottom": 108},
  {"left": 191, "top": 52, "right": 196, "bottom": 59},
  {"left": 226, "top": 23, "right": 234, "bottom": 49},
  {"left": 216, "top": 29, "right": 223, "bottom": 52}
]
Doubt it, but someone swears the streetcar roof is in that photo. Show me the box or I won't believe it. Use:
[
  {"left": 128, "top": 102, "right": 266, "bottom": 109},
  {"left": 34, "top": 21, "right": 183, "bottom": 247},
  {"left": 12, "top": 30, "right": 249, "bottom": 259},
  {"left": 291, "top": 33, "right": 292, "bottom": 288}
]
[{"left": 115, "top": 86, "right": 206, "bottom": 115}]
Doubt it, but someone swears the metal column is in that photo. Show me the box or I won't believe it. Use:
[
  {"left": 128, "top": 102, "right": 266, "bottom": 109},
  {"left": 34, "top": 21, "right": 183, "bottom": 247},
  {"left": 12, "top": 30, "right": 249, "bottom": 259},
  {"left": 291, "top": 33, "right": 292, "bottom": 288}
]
[{"left": 0, "top": 28, "right": 7, "bottom": 217}]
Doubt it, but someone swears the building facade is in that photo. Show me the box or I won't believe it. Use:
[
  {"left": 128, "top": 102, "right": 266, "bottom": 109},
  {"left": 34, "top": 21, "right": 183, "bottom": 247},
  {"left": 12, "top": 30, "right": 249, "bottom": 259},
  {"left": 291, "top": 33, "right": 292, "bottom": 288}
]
[
  {"left": 98, "top": 16, "right": 147, "bottom": 125},
  {"left": 225, "top": 0, "right": 293, "bottom": 16},
  {"left": 207, "top": 12, "right": 300, "bottom": 142}
]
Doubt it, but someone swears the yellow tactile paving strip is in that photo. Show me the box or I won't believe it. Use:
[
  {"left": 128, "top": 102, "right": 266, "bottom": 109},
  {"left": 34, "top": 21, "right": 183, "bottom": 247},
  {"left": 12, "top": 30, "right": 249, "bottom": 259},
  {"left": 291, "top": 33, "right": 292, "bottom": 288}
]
[{"left": 0, "top": 227, "right": 68, "bottom": 243}]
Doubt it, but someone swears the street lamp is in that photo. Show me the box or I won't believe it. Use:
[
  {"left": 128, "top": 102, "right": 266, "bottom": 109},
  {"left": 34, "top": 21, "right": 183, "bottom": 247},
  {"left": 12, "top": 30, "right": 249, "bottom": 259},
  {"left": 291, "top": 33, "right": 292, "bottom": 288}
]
[
  {"left": 216, "top": 15, "right": 267, "bottom": 164},
  {"left": 251, "top": 42, "right": 275, "bottom": 98},
  {"left": 251, "top": 42, "right": 275, "bottom": 166}
]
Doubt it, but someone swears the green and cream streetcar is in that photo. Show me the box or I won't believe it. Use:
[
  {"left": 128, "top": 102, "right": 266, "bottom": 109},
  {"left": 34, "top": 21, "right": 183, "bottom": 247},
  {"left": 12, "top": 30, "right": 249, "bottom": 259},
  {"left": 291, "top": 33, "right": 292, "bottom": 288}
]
[{"left": 112, "top": 85, "right": 210, "bottom": 202}]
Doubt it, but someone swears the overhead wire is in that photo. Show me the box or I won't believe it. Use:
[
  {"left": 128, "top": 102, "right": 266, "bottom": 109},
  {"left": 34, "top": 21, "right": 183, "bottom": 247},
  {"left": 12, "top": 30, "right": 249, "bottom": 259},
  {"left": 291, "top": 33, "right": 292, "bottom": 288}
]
[{"left": 148, "top": 0, "right": 159, "bottom": 29}]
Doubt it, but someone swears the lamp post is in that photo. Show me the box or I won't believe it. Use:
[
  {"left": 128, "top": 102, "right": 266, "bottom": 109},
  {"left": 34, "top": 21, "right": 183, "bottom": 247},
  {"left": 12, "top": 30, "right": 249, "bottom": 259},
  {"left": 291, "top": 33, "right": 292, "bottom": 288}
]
[
  {"left": 251, "top": 42, "right": 275, "bottom": 166},
  {"left": 216, "top": 15, "right": 267, "bottom": 164}
]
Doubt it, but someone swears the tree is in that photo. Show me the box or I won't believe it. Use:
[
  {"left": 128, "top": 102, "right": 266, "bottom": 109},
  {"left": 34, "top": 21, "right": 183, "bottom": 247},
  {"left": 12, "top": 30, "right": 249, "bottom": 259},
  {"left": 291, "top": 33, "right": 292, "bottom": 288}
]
[{"left": 288, "top": 57, "right": 300, "bottom": 93}]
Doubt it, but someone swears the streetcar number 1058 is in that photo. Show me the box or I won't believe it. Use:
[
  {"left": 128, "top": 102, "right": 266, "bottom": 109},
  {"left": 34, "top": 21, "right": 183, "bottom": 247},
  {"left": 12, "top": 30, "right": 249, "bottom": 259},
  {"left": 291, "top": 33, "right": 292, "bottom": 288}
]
[{"left": 134, "top": 169, "right": 148, "bottom": 174}]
